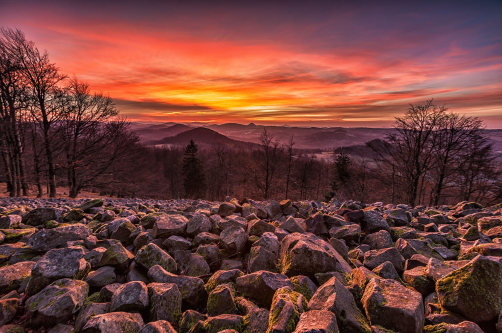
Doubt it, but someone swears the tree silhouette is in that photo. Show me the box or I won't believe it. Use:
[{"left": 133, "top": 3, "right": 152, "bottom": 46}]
[
  {"left": 182, "top": 139, "right": 206, "bottom": 198},
  {"left": 325, "top": 151, "right": 351, "bottom": 201}
]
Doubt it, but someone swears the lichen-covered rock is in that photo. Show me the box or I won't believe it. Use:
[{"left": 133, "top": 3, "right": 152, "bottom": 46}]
[
  {"left": 0, "top": 214, "right": 21, "bottom": 229},
  {"left": 179, "top": 310, "right": 207, "bottom": 333},
  {"left": 176, "top": 252, "right": 210, "bottom": 277},
  {"left": 152, "top": 214, "right": 188, "bottom": 238},
  {"left": 361, "top": 278, "right": 424, "bottom": 333},
  {"left": 329, "top": 224, "right": 361, "bottom": 243},
  {"left": 108, "top": 218, "right": 136, "bottom": 244},
  {"left": 248, "top": 219, "right": 276, "bottom": 237},
  {"left": 423, "top": 321, "right": 484, "bottom": 333},
  {"left": 135, "top": 243, "right": 177, "bottom": 273},
  {"left": 110, "top": 281, "right": 149, "bottom": 312},
  {"left": 362, "top": 210, "right": 391, "bottom": 234},
  {"left": 81, "top": 312, "right": 144, "bottom": 333},
  {"left": 280, "top": 217, "right": 305, "bottom": 234},
  {"left": 186, "top": 214, "right": 212, "bottom": 237},
  {"left": 207, "top": 284, "right": 238, "bottom": 317},
  {"left": 0, "top": 260, "right": 35, "bottom": 293},
  {"left": 97, "top": 242, "right": 134, "bottom": 272},
  {"left": 267, "top": 287, "right": 307, "bottom": 333},
  {"left": 290, "top": 275, "right": 317, "bottom": 302},
  {"left": 148, "top": 265, "right": 206, "bottom": 308},
  {"left": 241, "top": 308, "right": 269, "bottom": 333},
  {"left": 293, "top": 310, "right": 339, "bottom": 333},
  {"left": 26, "top": 247, "right": 90, "bottom": 296},
  {"left": 85, "top": 266, "right": 117, "bottom": 287},
  {"left": 79, "top": 198, "right": 104, "bottom": 212},
  {"left": 99, "top": 283, "right": 122, "bottom": 302},
  {"left": 308, "top": 277, "right": 370, "bottom": 333},
  {"left": 22, "top": 207, "right": 58, "bottom": 226},
  {"left": 205, "top": 269, "right": 244, "bottom": 293},
  {"left": 236, "top": 270, "right": 294, "bottom": 308},
  {"left": 28, "top": 224, "right": 91, "bottom": 252},
  {"left": 253, "top": 232, "right": 280, "bottom": 256},
  {"left": 74, "top": 302, "right": 110, "bottom": 332},
  {"left": 203, "top": 314, "right": 244, "bottom": 333},
  {"left": 436, "top": 255, "right": 502, "bottom": 323},
  {"left": 148, "top": 282, "right": 182, "bottom": 323},
  {"left": 362, "top": 230, "right": 393, "bottom": 250},
  {"left": 219, "top": 226, "right": 248, "bottom": 255},
  {"left": 372, "top": 261, "right": 403, "bottom": 283},
  {"left": 403, "top": 266, "right": 435, "bottom": 296},
  {"left": 363, "top": 247, "right": 405, "bottom": 273},
  {"left": 218, "top": 203, "right": 236, "bottom": 217},
  {"left": 250, "top": 246, "right": 278, "bottom": 273},
  {"left": 139, "top": 321, "right": 177, "bottom": 333},
  {"left": 0, "top": 298, "right": 19, "bottom": 327},
  {"left": 26, "top": 278, "right": 89, "bottom": 327}
]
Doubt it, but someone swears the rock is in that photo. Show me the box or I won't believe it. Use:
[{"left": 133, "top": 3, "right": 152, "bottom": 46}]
[
  {"left": 99, "top": 283, "right": 122, "bottom": 302},
  {"left": 28, "top": 224, "right": 91, "bottom": 252},
  {"left": 152, "top": 214, "right": 188, "bottom": 238},
  {"left": 305, "top": 213, "right": 329, "bottom": 237},
  {"left": 74, "top": 302, "right": 110, "bottom": 332},
  {"left": 108, "top": 218, "right": 136, "bottom": 244},
  {"left": 396, "top": 238, "right": 442, "bottom": 260},
  {"left": 193, "top": 232, "right": 220, "bottom": 246},
  {"left": 425, "top": 258, "right": 469, "bottom": 281},
  {"left": 372, "top": 261, "right": 402, "bottom": 283},
  {"left": 423, "top": 321, "right": 484, "bottom": 333},
  {"left": 436, "top": 255, "right": 502, "bottom": 323},
  {"left": 0, "top": 298, "right": 19, "bottom": 327},
  {"left": 26, "top": 247, "right": 90, "bottom": 296},
  {"left": 97, "top": 242, "right": 135, "bottom": 272},
  {"left": 329, "top": 224, "right": 360, "bottom": 243},
  {"left": 308, "top": 276, "right": 370, "bottom": 333},
  {"left": 205, "top": 269, "right": 244, "bottom": 293},
  {"left": 362, "top": 210, "right": 391, "bottom": 234},
  {"left": 186, "top": 214, "right": 212, "bottom": 237},
  {"left": 162, "top": 235, "right": 191, "bottom": 254},
  {"left": 0, "top": 261, "right": 35, "bottom": 293},
  {"left": 361, "top": 278, "right": 424, "bottom": 333},
  {"left": 179, "top": 310, "right": 207, "bottom": 333},
  {"left": 385, "top": 208, "right": 410, "bottom": 226},
  {"left": 139, "top": 321, "right": 177, "bottom": 333},
  {"left": 236, "top": 270, "right": 294, "bottom": 308},
  {"left": 268, "top": 287, "right": 307, "bottom": 333},
  {"left": 0, "top": 215, "right": 21, "bottom": 229},
  {"left": 253, "top": 232, "right": 280, "bottom": 256},
  {"left": 403, "top": 266, "right": 435, "bottom": 296},
  {"left": 26, "top": 278, "right": 89, "bottom": 327},
  {"left": 207, "top": 284, "right": 238, "bottom": 316},
  {"left": 265, "top": 201, "right": 282, "bottom": 219},
  {"left": 148, "top": 265, "right": 206, "bottom": 308},
  {"left": 250, "top": 246, "right": 278, "bottom": 272},
  {"left": 220, "top": 259, "right": 243, "bottom": 271},
  {"left": 293, "top": 310, "right": 339, "bottom": 333},
  {"left": 148, "top": 282, "right": 182, "bottom": 323},
  {"left": 248, "top": 219, "right": 276, "bottom": 237},
  {"left": 363, "top": 247, "right": 405, "bottom": 273},
  {"left": 22, "top": 208, "right": 58, "bottom": 226},
  {"left": 85, "top": 266, "right": 117, "bottom": 287},
  {"left": 110, "top": 281, "right": 149, "bottom": 312},
  {"left": 81, "top": 312, "right": 144, "bottom": 333},
  {"left": 79, "top": 198, "right": 104, "bottom": 212},
  {"left": 362, "top": 230, "right": 393, "bottom": 250},
  {"left": 240, "top": 308, "right": 269, "bottom": 333},
  {"left": 281, "top": 217, "right": 305, "bottom": 234},
  {"left": 136, "top": 243, "right": 177, "bottom": 273},
  {"left": 290, "top": 275, "right": 317, "bottom": 302},
  {"left": 203, "top": 314, "right": 243, "bottom": 333},
  {"left": 175, "top": 251, "right": 210, "bottom": 276},
  {"left": 85, "top": 247, "right": 107, "bottom": 268},
  {"left": 219, "top": 226, "right": 248, "bottom": 255},
  {"left": 390, "top": 226, "right": 418, "bottom": 241},
  {"left": 218, "top": 203, "right": 236, "bottom": 217},
  {"left": 466, "top": 243, "right": 502, "bottom": 257}
]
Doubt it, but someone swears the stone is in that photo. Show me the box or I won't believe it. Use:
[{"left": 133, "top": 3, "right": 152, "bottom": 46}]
[
  {"left": 84, "top": 247, "right": 107, "bottom": 268},
  {"left": 22, "top": 207, "right": 58, "bottom": 226},
  {"left": 136, "top": 243, "right": 177, "bottom": 273},
  {"left": 207, "top": 284, "right": 238, "bottom": 316},
  {"left": 187, "top": 214, "right": 212, "bottom": 237},
  {"left": 362, "top": 230, "right": 393, "bottom": 250},
  {"left": 203, "top": 314, "right": 243, "bottom": 333},
  {"left": 290, "top": 275, "right": 318, "bottom": 302},
  {"left": 220, "top": 259, "right": 243, "bottom": 271},
  {"left": 81, "top": 312, "right": 144, "bottom": 333},
  {"left": 218, "top": 203, "right": 236, "bottom": 217},
  {"left": 466, "top": 243, "right": 502, "bottom": 257},
  {"left": 293, "top": 310, "right": 339, "bottom": 333},
  {"left": 28, "top": 224, "right": 91, "bottom": 252},
  {"left": 99, "top": 283, "right": 122, "bottom": 302},
  {"left": 0, "top": 298, "right": 19, "bottom": 327},
  {"left": 241, "top": 308, "right": 269, "bottom": 333},
  {"left": 236, "top": 270, "right": 294, "bottom": 308},
  {"left": 363, "top": 247, "right": 405, "bottom": 273},
  {"left": 205, "top": 269, "right": 244, "bottom": 293},
  {"left": 148, "top": 282, "right": 182, "bottom": 323},
  {"left": 249, "top": 246, "right": 278, "bottom": 272},
  {"left": 372, "top": 261, "right": 402, "bottom": 283},
  {"left": 265, "top": 201, "right": 282, "bottom": 219},
  {"left": 85, "top": 266, "right": 117, "bottom": 287},
  {"left": 308, "top": 277, "right": 370, "bottom": 333},
  {"left": 139, "top": 321, "right": 177, "bottom": 333},
  {"left": 268, "top": 287, "right": 307, "bottom": 333},
  {"left": 248, "top": 219, "right": 276, "bottom": 237},
  {"left": 179, "top": 310, "right": 207, "bottom": 333},
  {"left": 108, "top": 218, "right": 136, "bottom": 244},
  {"left": 253, "top": 232, "right": 280, "bottom": 256},
  {"left": 403, "top": 266, "right": 435, "bottom": 296},
  {"left": 0, "top": 215, "right": 21, "bottom": 229},
  {"left": 26, "top": 247, "right": 90, "bottom": 296},
  {"left": 436, "top": 255, "right": 502, "bottom": 323},
  {"left": 26, "top": 278, "right": 89, "bottom": 327},
  {"left": 110, "top": 281, "right": 149, "bottom": 312},
  {"left": 148, "top": 265, "right": 206, "bottom": 308},
  {"left": 281, "top": 217, "right": 305, "bottom": 234},
  {"left": 425, "top": 258, "right": 469, "bottom": 281},
  {"left": 152, "top": 214, "right": 188, "bottom": 238},
  {"left": 361, "top": 278, "right": 424, "bottom": 333},
  {"left": 219, "top": 226, "right": 248, "bottom": 255},
  {"left": 74, "top": 302, "right": 110, "bottom": 332},
  {"left": 176, "top": 251, "right": 210, "bottom": 277},
  {"left": 79, "top": 198, "right": 104, "bottom": 212},
  {"left": 0, "top": 261, "right": 35, "bottom": 293},
  {"left": 97, "top": 242, "right": 135, "bottom": 272},
  {"left": 362, "top": 210, "right": 391, "bottom": 234},
  {"left": 329, "top": 224, "right": 360, "bottom": 243},
  {"left": 193, "top": 232, "right": 220, "bottom": 246},
  {"left": 305, "top": 213, "right": 329, "bottom": 237}
]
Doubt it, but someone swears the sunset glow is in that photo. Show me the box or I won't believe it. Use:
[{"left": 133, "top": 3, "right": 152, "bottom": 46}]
[{"left": 2, "top": 0, "right": 501, "bottom": 127}]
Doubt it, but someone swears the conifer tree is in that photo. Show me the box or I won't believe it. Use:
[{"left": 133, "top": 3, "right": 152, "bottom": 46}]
[
  {"left": 182, "top": 139, "right": 206, "bottom": 198},
  {"left": 325, "top": 151, "right": 351, "bottom": 201}
]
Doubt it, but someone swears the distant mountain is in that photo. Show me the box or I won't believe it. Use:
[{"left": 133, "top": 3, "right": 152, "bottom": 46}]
[
  {"left": 133, "top": 124, "right": 192, "bottom": 143},
  {"left": 144, "top": 127, "right": 261, "bottom": 150}
]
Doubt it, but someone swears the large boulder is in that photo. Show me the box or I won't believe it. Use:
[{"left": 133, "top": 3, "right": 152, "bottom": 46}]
[
  {"left": 110, "top": 281, "right": 149, "bottom": 312},
  {"left": 361, "top": 278, "right": 424, "bottom": 333},
  {"left": 268, "top": 287, "right": 307, "bottom": 333},
  {"left": 22, "top": 208, "right": 58, "bottom": 226},
  {"left": 135, "top": 243, "right": 177, "bottom": 273},
  {"left": 363, "top": 247, "right": 405, "bottom": 273},
  {"left": 236, "top": 270, "right": 294, "bottom": 308},
  {"left": 85, "top": 266, "right": 117, "bottom": 287},
  {"left": 26, "top": 278, "right": 89, "bottom": 327},
  {"left": 186, "top": 214, "right": 212, "bottom": 237},
  {"left": 362, "top": 210, "right": 391, "bottom": 234},
  {"left": 0, "top": 261, "right": 35, "bottom": 293},
  {"left": 81, "top": 312, "right": 144, "bottom": 333},
  {"left": 28, "top": 224, "right": 91, "bottom": 252},
  {"left": 293, "top": 310, "right": 339, "bottom": 333},
  {"left": 0, "top": 298, "right": 19, "bottom": 327},
  {"left": 74, "top": 302, "right": 110, "bottom": 332},
  {"left": 97, "top": 242, "right": 135, "bottom": 272},
  {"left": 148, "top": 282, "right": 182, "bottom": 323},
  {"left": 152, "top": 214, "right": 188, "bottom": 238},
  {"left": 207, "top": 284, "right": 238, "bottom": 317},
  {"left": 249, "top": 246, "right": 278, "bottom": 273},
  {"left": 308, "top": 277, "right": 370, "bottom": 333},
  {"left": 436, "top": 255, "right": 502, "bottom": 323},
  {"left": 26, "top": 247, "right": 90, "bottom": 296}
]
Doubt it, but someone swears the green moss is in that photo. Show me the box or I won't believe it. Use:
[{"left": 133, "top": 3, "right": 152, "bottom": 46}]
[
  {"left": 423, "top": 323, "right": 448, "bottom": 333},
  {"left": 84, "top": 292, "right": 100, "bottom": 306}
]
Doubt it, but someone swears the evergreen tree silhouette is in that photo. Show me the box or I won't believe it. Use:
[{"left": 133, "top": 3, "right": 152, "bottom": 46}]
[{"left": 182, "top": 139, "right": 206, "bottom": 198}]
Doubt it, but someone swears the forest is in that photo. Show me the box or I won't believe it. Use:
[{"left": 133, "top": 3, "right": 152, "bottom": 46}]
[{"left": 1, "top": 28, "right": 501, "bottom": 207}]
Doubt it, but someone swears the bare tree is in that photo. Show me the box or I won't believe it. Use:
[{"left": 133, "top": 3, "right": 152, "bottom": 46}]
[
  {"left": 284, "top": 134, "right": 295, "bottom": 199},
  {"left": 254, "top": 128, "right": 281, "bottom": 199}
]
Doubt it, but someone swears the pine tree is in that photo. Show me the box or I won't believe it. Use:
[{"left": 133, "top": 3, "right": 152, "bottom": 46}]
[
  {"left": 325, "top": 152, "right": 351, "bottom": 201},
  {"left": 182, "top": 140, "right": 206, "bottom": 198}
]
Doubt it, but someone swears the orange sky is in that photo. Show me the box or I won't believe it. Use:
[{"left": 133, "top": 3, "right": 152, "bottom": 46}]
[{"left": 2, "top": 0, "right": 502, "bottom": 127}]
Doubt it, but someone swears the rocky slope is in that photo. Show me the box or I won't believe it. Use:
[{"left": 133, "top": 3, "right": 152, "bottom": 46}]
[{"left": 0, "top": 197, "right": 502, "bottom": 333}]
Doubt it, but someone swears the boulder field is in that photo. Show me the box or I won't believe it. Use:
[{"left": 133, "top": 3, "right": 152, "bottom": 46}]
[{"left": 0, "top": 197, "right": 502, "bottom": 333}]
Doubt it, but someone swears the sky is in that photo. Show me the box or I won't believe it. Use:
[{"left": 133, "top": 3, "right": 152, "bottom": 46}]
[{"left": 1, "top": 0, "right": 502, "bottom": 127}]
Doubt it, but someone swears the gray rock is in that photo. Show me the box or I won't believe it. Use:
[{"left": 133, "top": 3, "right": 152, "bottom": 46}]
[
  {"left": 148, "top": 282, "right": 182, "bottom": 323},
  {"left": 74, "top": 302, "right": 110, "bottom": 332},
  {"left": 236, "top": 270, "right": 293, "bottom": 308},
  {"left": 248, "top": 219, "right": 276, "bottom": 236},
  {"left": 253, "top": 232, "right": 279, "bottom": 256},
  {"left": 152, "top": 214, "right": 188, "bottom": 238},
  {"left": 186, "top": 214, "right": 212, "bottom": 237},
  {"left": 363, "top": 247, "right": 405, "bottom": 273},
  {"left": 135, "top": 243, "right": 177, "bottom": 273},
  {"left": 110, "top": 281, "right": 149, "bottom": 312},
  {"left": 0, "top": 298, "right": 19, "bottom": 327},
  {"left": 97, "top": 242, "right": 135, "bottom": 272},
  {"left": 362, "top": 230, "right": 393, "bottom": 250},
  {"left": 0, "top": 261, "right": 35, "bottom": 293},
  {"left": 28, "top": 224, "right": 91, "bottom": 252},
  {"left": 207, "top": 284, "right": 238, "bottom": 317},
  {"left": 139, "top": 321, "right": 177, "bottom": 333},
  {"left": 293, "top": 310, "right": 339, "bottom": 333},
  {"left": 219, "top": 226, "right": 248, "bottom": 255},
  {"left": 85, "top": 266, "right": 117, "bottom": 287},
  {"left": 22, "top": 207, "right": 58, "bottom": 226},
  {"left": 362, "top": 210, "right": 391, "bottom": 234},
  {"left": 249, "top": 246, "right": 278, "bottom": 273},
  {"left": 81, "top": 312, "right": 144, "bottom": 333}
]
